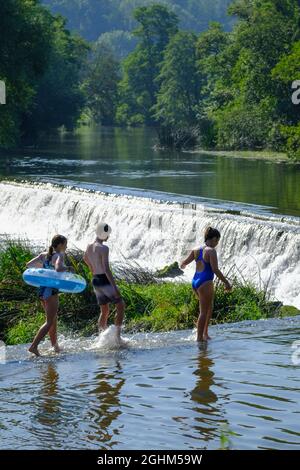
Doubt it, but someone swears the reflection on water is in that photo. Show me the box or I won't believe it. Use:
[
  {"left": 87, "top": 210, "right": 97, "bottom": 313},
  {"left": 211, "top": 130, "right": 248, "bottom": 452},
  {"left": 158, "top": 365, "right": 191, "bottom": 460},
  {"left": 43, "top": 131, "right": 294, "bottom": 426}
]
[
  {"left": 1, "top": 318, "right": 300, "bottom": 450},
  {"left": 191, "top": 346, "right": 225, "bottom": 447},
  {"left": 190, "top": 348, "right": 224, "bottom": 446},
  {"left": 86, "top": 362, "right": 125, "bottom": 447},
  {"left": 0, "top": 126, "right": 300, "bottom": 216}
]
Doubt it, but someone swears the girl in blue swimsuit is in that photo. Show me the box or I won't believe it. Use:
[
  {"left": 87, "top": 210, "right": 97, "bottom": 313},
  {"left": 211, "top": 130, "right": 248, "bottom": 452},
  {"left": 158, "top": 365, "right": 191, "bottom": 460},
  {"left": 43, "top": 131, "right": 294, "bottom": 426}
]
[
  {"left": 180, "top": 227, "right": 231, "bottom": 342},
  {"left": 26, "top": 235, "right": 68, "bottom": 356}
]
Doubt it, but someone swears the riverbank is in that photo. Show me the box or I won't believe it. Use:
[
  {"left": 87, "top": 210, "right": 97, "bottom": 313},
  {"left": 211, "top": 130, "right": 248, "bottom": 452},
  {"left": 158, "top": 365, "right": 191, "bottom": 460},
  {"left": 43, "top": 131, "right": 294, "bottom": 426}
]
[
  {"left": 195, "top": 149, "right": 290, "bottom": 162},
  {"left": 0, "top": 243, "right": 299, "bottom": 345}
]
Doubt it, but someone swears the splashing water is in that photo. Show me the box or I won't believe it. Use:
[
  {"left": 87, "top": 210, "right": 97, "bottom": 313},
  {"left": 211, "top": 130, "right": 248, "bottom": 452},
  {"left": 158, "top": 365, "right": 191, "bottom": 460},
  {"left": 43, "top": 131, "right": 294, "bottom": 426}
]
[{"left": 92, "top": 326, "right": 130, "bottom": 350}]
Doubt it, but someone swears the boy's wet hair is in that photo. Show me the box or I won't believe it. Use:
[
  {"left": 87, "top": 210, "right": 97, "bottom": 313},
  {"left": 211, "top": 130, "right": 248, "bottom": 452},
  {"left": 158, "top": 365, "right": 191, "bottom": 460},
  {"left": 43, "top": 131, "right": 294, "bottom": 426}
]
[
  {"left": 47, "top": 234, "right": 67, "bottom": 260},
  {"left": 204, "top": 226, "right": 221, "bottom": 242}
]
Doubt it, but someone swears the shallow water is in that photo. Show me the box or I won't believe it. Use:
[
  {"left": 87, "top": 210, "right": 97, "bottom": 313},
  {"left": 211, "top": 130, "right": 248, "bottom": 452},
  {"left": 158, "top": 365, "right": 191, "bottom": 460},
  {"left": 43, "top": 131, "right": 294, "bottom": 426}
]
[
  {"left": 1, "top": 318, "right": 300, "bottom": 450},
  {"left": 1, "top": 126, "right": 300, "bottom": 217}
]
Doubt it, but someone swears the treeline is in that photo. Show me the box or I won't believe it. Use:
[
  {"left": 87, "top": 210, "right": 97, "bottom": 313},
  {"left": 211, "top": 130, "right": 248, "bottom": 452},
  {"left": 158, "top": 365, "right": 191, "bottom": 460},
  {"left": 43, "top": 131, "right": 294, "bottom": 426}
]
[
  {"left": 1, "top": 0, "right": 300, "bottom": 158},
  {"left": 42, "top": 0, "right": 234, "bottom": 42},
  {"left": 86, "top": 0, "right": 299, "bottom": 158},
  {"left": 0, "top": 0, "right": 89, "bottom": 147}
]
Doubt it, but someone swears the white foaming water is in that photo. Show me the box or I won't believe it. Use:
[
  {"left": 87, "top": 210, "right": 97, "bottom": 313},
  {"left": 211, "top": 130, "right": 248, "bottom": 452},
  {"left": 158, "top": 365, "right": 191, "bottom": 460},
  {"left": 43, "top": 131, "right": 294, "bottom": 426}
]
[
  {"left": 93, "top": 325, "right": 130, "bottom": 350},
  {"left": 0, "top": 180, "right": 299, "bottom": 308}
]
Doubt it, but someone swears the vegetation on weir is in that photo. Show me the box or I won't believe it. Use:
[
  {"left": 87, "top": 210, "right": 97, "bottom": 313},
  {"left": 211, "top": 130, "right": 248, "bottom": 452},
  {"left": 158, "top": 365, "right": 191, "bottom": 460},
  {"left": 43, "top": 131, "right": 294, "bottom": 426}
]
[{"left": 0, "top": 242, "right": 298, "bottom": 345}]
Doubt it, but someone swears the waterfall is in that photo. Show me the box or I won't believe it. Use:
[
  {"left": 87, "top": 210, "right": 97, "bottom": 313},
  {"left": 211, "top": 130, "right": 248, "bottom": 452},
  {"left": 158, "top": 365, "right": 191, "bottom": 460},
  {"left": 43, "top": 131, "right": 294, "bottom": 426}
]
[{"left": 0, "top": 180, "right": 299, "bottom": 308}]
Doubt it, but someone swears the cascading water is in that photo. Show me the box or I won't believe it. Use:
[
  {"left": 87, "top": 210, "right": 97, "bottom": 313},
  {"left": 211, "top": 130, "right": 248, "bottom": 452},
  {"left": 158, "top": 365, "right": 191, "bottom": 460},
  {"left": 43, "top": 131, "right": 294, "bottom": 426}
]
[{"left": 0, "top": 180, "right": 299, "bottom": 308}]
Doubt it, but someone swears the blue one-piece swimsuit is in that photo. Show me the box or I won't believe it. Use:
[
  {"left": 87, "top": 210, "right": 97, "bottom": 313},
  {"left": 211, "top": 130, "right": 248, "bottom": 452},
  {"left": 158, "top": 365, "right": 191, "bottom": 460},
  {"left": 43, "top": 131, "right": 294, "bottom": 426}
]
[
  {"left": 38, "top": 257, "right": 59, "bottom": 300},
  {"left": 192, "top": 247, "right": 214, "bottom": 289}
]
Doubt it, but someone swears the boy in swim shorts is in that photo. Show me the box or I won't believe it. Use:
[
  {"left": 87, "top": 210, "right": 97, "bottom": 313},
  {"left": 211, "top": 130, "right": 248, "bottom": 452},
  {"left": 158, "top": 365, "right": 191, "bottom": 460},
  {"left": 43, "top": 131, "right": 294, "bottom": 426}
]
[{"left": 84, "top": 222, "right": 125, "bottom": 339}]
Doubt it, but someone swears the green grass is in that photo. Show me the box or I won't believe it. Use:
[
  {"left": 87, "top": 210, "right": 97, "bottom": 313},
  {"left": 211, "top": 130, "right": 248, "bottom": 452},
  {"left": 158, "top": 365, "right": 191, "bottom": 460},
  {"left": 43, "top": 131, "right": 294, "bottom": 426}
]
[
  {"left": 0, "top": 242, "right": 299, "bottom": 345},
  {"left": 5, "top": 311, "right": 45, "bottom": 345}
]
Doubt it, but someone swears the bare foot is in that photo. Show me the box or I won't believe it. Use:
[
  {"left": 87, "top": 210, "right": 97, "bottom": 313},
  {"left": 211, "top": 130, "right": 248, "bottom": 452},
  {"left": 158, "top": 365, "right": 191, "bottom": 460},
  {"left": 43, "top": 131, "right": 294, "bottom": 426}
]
[
  {"left": 53, "top": 344, "right": 61, "bottom": 353},
  {"left": 117, "top": 337, "right": 129, "bottom": 348},
  {"left": 28, "top": 345, "right": 40, "bottom": 357},
  {"left": 203, "top": 334, "right": 212, "bottom": 341}
]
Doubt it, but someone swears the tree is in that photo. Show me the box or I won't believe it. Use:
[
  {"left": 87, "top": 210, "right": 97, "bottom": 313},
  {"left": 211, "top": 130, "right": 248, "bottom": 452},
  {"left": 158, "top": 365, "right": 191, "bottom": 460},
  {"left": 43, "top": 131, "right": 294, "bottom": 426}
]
[
  {"left": 0, "top": 0, "right": 53, "bottom": 146},
  {"left": 83, "top": 46, "right": 121, "bottom": 125},
  {"left": 209, "top": 0, "right": 300, "bottom": 150},
  {"left": 21, "top": 15, "right": 89, "bottom": 141},
  {"left": 94, "top": 30, "right": 137, "bottom": 59},
  {"left": 153, "top": 31, "right": 200, "bottom": 143},
  {"left": 195, "top": 22, "right": 232, "bottom": 147},
  {"left": 116, "top": 4, "right": 179, "bottom": 125},
  {"left": 0, "top": 1, "right": 89, "bottom": 147},
  {"left": 272, "top": 40, "right": 300, "bottom": 125},
  {"left": 42, "top": 0, "right": 235, "bottom": 40}
]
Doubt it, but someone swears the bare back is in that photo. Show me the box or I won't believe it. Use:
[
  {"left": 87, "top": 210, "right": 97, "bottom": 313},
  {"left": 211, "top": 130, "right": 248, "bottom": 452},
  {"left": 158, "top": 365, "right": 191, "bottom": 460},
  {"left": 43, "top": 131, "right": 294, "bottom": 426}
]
[
  {"left": 84, "top": 241, "right": 108, "bottom": 275},
  {"left": 194, "top": 246, "right": 214, "bottom": 273}
]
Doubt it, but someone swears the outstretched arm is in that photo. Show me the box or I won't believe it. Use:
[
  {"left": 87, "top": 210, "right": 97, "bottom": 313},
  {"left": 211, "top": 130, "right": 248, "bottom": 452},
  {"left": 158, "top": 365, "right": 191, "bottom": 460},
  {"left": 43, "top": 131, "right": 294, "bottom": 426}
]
[
  {"left": 209, "top": 249, "right": 231, "bottom": 290},
  {"left": 26, "top": 253, "right": 43, "bottom": 268},
  {"left": 180, "top": 251, "right": 195, "bottom": 269}
]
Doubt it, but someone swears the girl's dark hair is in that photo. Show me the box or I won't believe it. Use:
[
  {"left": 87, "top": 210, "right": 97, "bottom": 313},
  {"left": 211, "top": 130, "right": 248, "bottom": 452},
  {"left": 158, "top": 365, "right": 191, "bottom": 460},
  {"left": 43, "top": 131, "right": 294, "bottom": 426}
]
[
  {"left": 204, "top": 226, "right": 221, "bottom": 242},
  {"left": 47, "top": 234, "right": 67, "bottom": 261}
]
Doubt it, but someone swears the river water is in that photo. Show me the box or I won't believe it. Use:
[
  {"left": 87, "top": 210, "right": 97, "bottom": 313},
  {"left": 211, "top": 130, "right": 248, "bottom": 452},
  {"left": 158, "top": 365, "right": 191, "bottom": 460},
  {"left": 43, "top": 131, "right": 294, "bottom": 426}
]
[
  {"left": 1, "top": 319, "right": 300, "bottom": 450},
  {"left": 0, "top": 126, "right": 300, "bottom": 217},
  {"left": 0, "top": 127, "right": 299, "bottom": 450}
]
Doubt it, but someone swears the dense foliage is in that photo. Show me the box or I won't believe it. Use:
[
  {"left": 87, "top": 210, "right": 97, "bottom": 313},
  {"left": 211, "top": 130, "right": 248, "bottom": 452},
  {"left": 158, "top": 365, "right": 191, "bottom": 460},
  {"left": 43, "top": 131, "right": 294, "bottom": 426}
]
[
  {"left": 114, "top": 0, "right": 300, "bottom": 156},
  {"left": 1, "top": 0, "right": 300, "bottom": 158},
  {"left": 0, "top": 0, "right": 88, "bottom": 147},
  {"left": 42, "top": 0, "right": 234, "bottom": 41}
]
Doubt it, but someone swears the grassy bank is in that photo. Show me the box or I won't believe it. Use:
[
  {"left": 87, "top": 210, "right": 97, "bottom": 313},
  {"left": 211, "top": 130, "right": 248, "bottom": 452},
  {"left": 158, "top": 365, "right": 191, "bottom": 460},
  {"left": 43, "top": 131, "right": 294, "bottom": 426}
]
[
  {"left": 0, "top": 242, "right": 299, "bottom": 345},
  {"left": 197, "top": 149, "right": 290, "bottom": 162}
]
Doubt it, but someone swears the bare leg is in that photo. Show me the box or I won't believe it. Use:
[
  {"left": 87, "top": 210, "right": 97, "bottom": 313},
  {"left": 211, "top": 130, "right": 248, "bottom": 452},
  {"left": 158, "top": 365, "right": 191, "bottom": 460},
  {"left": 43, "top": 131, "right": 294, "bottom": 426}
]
[
  {"left": 99, "top": 303, "right": 110, "bottom": 332},
  {"left": 49, "top": 316, "right": 60, "bottom": 352},
  {"left": 29, "top": 295, "right": 59, "bottom": 356},
  {"left": 196, "top": 281, "right": 214, "bottom": 342},
  {"left": 203, "top": 288, "right": 214, "bottom": 340},
  {"left": 203, "top": 304, "right": 213, "bottom": 341},
  {"left": 114, "top": 300, "right": 125, "bottom": 339}
]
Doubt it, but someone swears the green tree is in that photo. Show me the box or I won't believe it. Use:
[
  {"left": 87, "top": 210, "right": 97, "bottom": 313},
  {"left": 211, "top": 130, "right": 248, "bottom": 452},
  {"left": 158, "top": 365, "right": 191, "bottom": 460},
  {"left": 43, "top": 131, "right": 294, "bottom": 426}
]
[
  {"left": 94, "top": 30, "right": 137, "bottom": 59},
  {"left": 83, "top": 46, "right": 121, "bottom": 125},
  {"left": 272, "top": 40, "right": 300, "bottom": 124},
  {"left": 21, "top": 15, "right": 89, "bottom": 141},
  {"left": 0, "top": 1, "right": 88, "bottom": 147},
  {"left": 0, "top": 0, "right": 53, "bottom": 146},
  {"left": 116, "top": 4, "right": 179, "bottom": 125},
  {"left": 195, "top": 22, "right": 232, "bottom": 147},
  {"left": 153, "top": 31, "right": 200, "bottom": 147},
  {"left": 42, "top": 0, "right": 235, "bottom": 41},
  {"left": 272, "top": 39, "right": 300, "bottom": 158},
  {"left": 210, "top": 0, "right": 300, "bottom": 150}
]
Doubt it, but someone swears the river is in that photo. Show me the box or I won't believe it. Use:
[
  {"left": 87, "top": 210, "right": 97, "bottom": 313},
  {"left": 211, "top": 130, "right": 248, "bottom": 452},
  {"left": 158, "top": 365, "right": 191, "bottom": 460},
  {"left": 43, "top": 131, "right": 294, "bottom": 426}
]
[
  {"left": 0, "top": 126, "right": 299, "bottom": 450},
  {"left": 1, "top": 319, "right": 300, "bottom": 450}
]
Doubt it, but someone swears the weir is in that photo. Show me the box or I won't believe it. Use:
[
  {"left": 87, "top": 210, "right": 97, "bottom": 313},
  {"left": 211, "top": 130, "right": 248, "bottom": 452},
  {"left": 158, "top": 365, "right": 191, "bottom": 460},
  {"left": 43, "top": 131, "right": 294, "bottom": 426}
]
[{"left": 0, "top": 180, "right": 299, "bottom": 308}]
